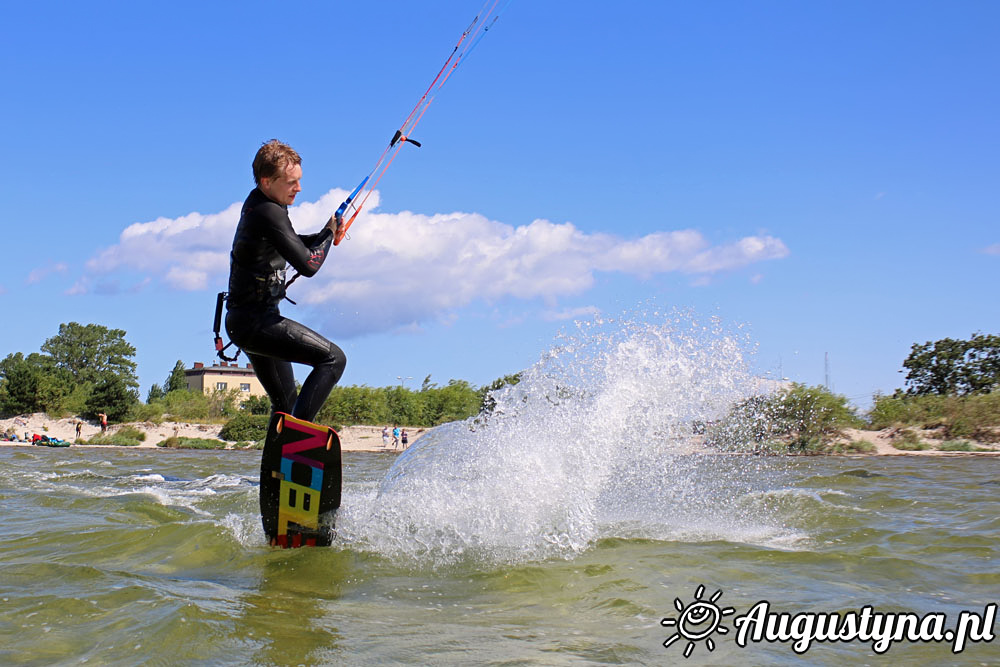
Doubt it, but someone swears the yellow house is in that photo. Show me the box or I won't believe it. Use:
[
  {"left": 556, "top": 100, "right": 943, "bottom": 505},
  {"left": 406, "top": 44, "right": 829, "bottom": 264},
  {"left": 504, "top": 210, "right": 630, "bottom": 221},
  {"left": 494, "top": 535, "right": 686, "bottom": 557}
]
[{"left": 185, "top": 361, "right": 267, "bottom": 399}]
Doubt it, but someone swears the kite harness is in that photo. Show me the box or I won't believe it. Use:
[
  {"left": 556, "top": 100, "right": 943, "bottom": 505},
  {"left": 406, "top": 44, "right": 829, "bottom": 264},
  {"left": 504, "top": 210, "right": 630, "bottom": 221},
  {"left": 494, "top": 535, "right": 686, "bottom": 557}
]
[{"left": 213, "top": 291, "right": 240, "bottom": 362}]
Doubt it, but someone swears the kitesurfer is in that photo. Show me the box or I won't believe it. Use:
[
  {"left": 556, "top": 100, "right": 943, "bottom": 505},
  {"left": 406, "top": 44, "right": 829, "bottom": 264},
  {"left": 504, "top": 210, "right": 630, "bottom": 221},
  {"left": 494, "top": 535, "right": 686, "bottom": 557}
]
[{"left": 225, "top": 139, "right": 346, "bottom": 422}]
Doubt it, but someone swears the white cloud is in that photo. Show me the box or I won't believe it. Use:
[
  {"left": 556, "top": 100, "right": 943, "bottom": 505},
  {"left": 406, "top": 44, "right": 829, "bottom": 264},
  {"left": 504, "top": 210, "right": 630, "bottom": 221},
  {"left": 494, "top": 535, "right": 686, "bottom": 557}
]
[
  {"left": 541, "top": 306, "right": 601, "bottom": 322},
  {"left": 26, "top": 262, "right": 68, "bottom": 285},
  {"left": 983, "top": 243, "right": 1000, "bottom": 256},
  {"left": 81, "top": 188, "right": 790, "bottom": 336}
]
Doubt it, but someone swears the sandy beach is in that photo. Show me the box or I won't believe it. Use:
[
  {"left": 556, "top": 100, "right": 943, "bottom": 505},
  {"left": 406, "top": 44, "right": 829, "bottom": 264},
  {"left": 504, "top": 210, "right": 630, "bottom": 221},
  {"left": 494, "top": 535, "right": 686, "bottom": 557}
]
[
  {"left": 3, "top": 413, "right": 999, "bottom": 456},
  {"left": 0, "top": 413, "right": 426, "bottom": 452}
]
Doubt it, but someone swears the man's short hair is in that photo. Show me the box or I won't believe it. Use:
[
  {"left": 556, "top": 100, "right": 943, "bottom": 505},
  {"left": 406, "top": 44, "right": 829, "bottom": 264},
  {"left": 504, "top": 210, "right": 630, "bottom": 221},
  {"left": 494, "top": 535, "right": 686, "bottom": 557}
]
[{"left": 252, "top": 139, "right": 301, "bottom": 186}]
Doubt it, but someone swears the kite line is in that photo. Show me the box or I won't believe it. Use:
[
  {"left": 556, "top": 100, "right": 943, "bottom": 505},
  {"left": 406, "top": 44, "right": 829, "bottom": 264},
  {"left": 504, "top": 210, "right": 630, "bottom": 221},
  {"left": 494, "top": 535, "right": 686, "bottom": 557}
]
[{"left": 332, "top": 0, "right": 511, "bottom": 246}]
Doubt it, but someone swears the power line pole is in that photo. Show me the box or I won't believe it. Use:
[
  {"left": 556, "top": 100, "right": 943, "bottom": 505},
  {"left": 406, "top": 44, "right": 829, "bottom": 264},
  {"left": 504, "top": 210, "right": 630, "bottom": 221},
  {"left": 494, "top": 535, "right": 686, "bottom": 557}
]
[{"left": 824, "top": 352, "right": 830, "bottom": 391}]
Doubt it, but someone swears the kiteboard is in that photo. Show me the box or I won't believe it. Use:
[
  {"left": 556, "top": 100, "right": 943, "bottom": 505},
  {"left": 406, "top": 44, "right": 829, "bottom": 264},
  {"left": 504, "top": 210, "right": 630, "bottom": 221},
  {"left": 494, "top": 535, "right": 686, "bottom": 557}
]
[{"left": 260, "top": 412, "right": 341, "bottom": 548}]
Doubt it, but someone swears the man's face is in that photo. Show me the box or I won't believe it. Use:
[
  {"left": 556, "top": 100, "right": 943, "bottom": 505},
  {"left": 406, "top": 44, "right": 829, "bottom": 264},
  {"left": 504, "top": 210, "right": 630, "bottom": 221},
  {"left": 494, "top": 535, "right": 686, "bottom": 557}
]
[{"left": 260, "top": 163, "right": 303, "bottom": 206}]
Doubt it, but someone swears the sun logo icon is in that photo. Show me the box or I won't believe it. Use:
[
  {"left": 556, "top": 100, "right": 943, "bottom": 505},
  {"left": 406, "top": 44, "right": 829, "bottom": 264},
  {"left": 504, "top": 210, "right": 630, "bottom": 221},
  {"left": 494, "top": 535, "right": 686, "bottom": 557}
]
[{"left": 661, "top": 585, "right": 735, "bottom": 658}]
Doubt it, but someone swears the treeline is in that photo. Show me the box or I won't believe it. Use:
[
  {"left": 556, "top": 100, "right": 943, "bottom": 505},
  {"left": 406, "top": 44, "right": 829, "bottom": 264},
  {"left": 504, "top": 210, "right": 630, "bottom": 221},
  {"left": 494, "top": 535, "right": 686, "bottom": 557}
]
[
  {"left": 140, "top": 377, "right": 517, "bottom": 428},
  {"left": 138, "top": 375, "right": 520, "bottom": 428},
  {"left": 708, "top": 382, "right": 1000, "bottom": 454},
  {"left": 0, "top": 321, "right": 519, "bottom": 427},
  {"left": 316, "top": 378, "right": 499, "bottom": 428},
  {"left": 709, "top": 332, "right": 1000, "bottom": 453},
  {"left": 867, "top": 332, "right": 1000, "bottom": 444},
  {"left": 4, "top": 323, "right": 998, "bottom": 443}
]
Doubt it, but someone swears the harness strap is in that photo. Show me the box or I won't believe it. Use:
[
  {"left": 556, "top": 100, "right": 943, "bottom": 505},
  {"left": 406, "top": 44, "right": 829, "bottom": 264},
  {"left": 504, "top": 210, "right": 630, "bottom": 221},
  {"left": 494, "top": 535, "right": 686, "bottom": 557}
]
[{"left": 213, "top": 292, "right": 242, "bottom": 362}]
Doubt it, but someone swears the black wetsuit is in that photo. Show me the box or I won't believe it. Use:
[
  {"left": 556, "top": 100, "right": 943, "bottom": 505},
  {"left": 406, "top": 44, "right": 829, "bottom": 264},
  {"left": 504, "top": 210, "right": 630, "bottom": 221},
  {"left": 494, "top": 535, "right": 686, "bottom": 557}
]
[{"left": 225, "top": 188, "right": 346, "bottom": 422}]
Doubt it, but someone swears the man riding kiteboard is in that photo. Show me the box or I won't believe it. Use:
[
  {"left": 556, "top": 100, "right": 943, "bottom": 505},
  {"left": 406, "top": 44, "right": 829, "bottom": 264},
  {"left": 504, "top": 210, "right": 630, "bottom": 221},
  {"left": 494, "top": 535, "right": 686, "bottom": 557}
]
[{"left": 223, "top": 140, "right": 346, "bottom": 548}]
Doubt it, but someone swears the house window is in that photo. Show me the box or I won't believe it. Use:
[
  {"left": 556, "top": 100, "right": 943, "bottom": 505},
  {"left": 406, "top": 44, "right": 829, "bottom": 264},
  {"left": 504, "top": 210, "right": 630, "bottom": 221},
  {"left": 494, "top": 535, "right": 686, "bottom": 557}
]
[
  {"left": 216, "top": 382, "right": 227, "bottom": 391},
  {"left": 241, "top": 383, "right": 251, "bottom": 392}
]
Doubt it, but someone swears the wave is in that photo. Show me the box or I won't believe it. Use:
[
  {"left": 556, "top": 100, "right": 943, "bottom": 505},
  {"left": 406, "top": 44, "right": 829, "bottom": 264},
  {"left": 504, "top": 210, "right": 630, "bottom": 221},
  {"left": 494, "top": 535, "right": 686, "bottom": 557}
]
[{"left": 336, "top": 311, "right": 794, "bottom": 566}]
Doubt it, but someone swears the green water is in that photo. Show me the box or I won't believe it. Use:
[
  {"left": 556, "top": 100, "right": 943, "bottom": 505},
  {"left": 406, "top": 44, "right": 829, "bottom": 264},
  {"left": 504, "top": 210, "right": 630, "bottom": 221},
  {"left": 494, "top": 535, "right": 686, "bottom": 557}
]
[{"left": 1, "top": 446, "right": 998, "bottom": 666}]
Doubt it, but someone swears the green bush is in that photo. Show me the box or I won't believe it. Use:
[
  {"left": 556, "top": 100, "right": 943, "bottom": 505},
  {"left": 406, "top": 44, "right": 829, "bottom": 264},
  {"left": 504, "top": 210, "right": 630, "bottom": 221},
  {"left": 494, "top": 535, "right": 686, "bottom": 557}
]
[
  {"left": 235, "top": 440, "right": 265, "bottom": 450},
  {"left": 869, "top": 393, "right": 945, "bottom": 429},
  {"left": 141, "top": 389, "right": 214, "bottom": 422},
  {"left": 785, "top": 435, "right": 825, "bottom": 454},
  {"left": 219, "top": 413, "right": 270, "bottom": 441},
  {"left": 116, "top": 426, "right": 146, "bottom": 442},
  {"left": 81, "top": 432, "right": 144, "bottom": 446},
  {"left": 938, "top": 440, "right": 990, "bottom": 452},
  {"left": 158, "top": 437, "right": 228, "bottom": 450},
  {"left": 708, "top": 384, "right": 861, "bottom": 452},
  {"left": 826, "top": 440, "right": 876, "bottom": 455},
  {"left": 129, "top": 401, "right": 165, "bottom": 423},
  {"left": 892, "top": 441, "right": 929, "bottom": 451},
  {"left": 868, "top": 392, "right": 1000, "bottom": 442},
  {"left": 892, "top": 429, "right": 929, "bottom": 451}
]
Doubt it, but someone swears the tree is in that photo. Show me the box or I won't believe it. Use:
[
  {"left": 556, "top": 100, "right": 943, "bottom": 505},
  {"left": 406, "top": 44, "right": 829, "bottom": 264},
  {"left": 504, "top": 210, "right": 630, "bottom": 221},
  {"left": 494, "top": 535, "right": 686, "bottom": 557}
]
[
  {"left": 41, "top": 322, "right": 139, "bottom": 389},
  {"left": 0, "top": 352, "right": 74, "bottom": 416},
  {"left": 423, "top": 379, "right": 480, "bottom": 425},
  {"left": 903, "top": 333, "right": 1000, "bottom": 396},
  {"left": 0, "top": 353, "right": 44, "bottom": 415},
  {"left": 85, "top": 373, "right": 139, "bottom": 422},
  {"left": 386, "top": 385, "right": 424, "bottom": 425},
  {"left": 147, "top": 383, "right": 166, "bottom": 403},
  {"left": 241, "top": 394, "right": 271, "bottom": 415},
  {"left": 319, "top": 385, "right": 389, "bottom": 426},
  {"left": 165, "top": 360, "right": 188, "bottom": 393},
  {"left": 479, "top": 372, "right": 522, "bottom": 414}
]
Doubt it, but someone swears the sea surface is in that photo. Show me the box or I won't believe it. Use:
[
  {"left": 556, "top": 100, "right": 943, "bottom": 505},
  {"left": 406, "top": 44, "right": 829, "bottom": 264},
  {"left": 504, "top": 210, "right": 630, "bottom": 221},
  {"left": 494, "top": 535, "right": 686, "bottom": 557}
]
[
  {"left": 1, "top": 447, "right": 998, "bottom": 666},
  {"left": 2, "top": 315, "right": 998, "bottom": 665}
]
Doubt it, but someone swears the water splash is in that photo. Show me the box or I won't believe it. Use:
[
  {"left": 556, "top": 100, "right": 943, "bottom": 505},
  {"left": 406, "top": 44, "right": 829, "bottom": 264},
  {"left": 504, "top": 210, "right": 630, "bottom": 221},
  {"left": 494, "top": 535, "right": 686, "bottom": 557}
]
[{"left": 337, "top": 310, "right": 789, "bottom": 566}]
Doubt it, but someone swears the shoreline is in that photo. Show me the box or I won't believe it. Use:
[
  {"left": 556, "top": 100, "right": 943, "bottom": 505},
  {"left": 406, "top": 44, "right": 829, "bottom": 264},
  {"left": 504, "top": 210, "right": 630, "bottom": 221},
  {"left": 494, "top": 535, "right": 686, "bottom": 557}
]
[
  {"left": 0, "top": 414, "right": 425, "bottom": 453},
  {"left": 2, "top": 414, "right": 998, "bottom": 457}
]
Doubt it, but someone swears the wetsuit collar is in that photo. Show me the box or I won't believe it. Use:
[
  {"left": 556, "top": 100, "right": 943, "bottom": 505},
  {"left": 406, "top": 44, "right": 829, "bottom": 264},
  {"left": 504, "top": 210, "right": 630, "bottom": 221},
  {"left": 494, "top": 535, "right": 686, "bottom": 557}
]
[{"left": 252, "top": 186, "right": 288, "bottom": 209}]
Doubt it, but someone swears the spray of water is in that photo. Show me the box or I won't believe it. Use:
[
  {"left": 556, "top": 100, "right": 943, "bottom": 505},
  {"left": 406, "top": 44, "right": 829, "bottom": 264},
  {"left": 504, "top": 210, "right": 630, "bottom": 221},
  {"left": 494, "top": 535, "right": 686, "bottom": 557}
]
[{"left": 336, "top": 310, "right": 790, "bottom": 566}]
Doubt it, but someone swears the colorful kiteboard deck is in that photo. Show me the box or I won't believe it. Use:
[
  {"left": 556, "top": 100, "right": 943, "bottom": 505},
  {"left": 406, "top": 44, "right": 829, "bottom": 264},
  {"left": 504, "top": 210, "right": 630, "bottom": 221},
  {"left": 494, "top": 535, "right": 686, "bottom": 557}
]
[{"left": 260, "top": 412, "right": 342, "bottom": 548}]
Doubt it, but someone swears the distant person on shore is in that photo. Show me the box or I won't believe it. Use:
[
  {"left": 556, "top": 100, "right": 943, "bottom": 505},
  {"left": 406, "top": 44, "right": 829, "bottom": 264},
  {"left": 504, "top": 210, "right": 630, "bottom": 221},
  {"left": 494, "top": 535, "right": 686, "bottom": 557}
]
[
  {"left": 98, "top": 412, "right": 107, "bottom": 433},
  {"left": 401, "top": 429, "right": 409, "bottom": 449},
  {"left": 392, "top": 426, "right": 400, "bottom": 449},
  {"left": 75, "top": 421, "right": 83, "bottom": 440},
  {"left": 382, "top": 426, "right": 390, "bottom": 448}
]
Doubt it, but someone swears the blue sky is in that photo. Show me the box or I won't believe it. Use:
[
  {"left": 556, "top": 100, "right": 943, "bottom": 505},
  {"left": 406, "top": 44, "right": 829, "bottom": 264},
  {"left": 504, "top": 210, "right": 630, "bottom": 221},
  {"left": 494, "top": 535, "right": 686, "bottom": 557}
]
[{"left": 1, "top": 0, "right": 997, "bottom": 409}]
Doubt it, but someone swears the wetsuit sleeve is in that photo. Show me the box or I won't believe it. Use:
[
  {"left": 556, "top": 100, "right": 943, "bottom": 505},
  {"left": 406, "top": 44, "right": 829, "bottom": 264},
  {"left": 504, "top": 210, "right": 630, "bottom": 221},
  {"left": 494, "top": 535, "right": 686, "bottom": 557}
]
[
  {"left": 258, "top": 203, "right": 334, "bottom": 277},
  {"left": 297, "top": 230, "right": 327, "bottom": 246}
]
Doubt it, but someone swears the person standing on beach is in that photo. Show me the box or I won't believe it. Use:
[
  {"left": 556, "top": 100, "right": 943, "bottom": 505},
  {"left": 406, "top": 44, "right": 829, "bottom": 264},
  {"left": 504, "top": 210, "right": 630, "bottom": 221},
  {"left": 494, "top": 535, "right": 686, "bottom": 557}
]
[
  {"left": 392, "top": 426, "right": 400, "bottom": 449},
  {"left": 98, "top": 412, "right": 107, "bottom": 433},
  {"left": 224, "top": 140, "right": 347, "bottom": 423},
  {"left": 75, "top": 421, "right": 82, "bottom": 440}
]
